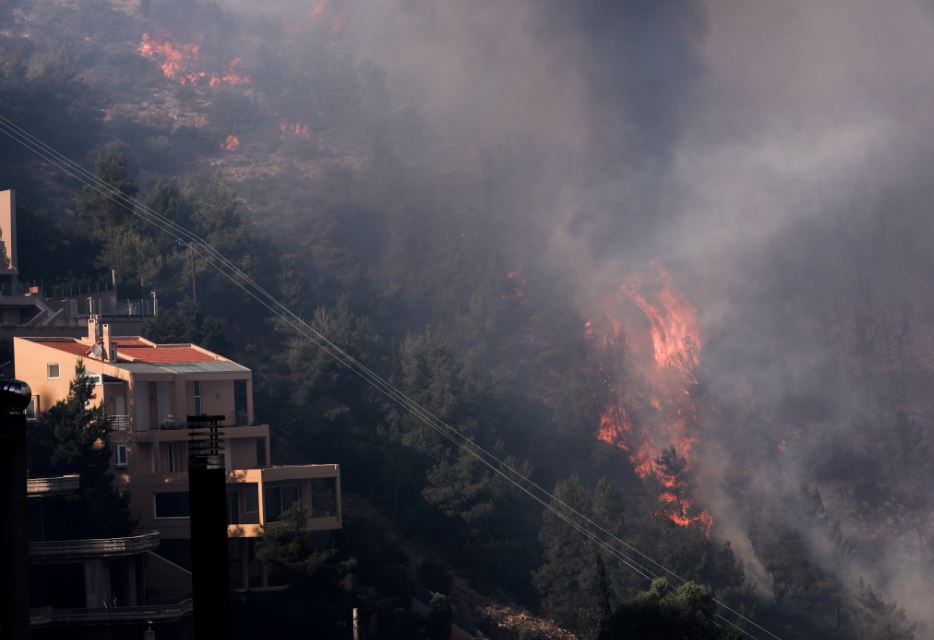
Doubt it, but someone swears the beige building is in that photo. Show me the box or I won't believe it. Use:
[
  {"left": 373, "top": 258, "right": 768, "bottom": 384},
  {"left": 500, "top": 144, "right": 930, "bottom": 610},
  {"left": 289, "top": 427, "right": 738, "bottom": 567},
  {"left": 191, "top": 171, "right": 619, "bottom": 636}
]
[{"left": 15, "top": 318, "right": 342, "bottom": 588}]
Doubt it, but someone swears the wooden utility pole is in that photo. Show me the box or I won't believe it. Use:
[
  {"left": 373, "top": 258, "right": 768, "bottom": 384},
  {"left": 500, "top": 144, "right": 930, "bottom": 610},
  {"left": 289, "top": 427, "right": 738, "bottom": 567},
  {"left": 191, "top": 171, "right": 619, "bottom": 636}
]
[{"left": 189, "top": 243, "right": 198, "bottom": 305}]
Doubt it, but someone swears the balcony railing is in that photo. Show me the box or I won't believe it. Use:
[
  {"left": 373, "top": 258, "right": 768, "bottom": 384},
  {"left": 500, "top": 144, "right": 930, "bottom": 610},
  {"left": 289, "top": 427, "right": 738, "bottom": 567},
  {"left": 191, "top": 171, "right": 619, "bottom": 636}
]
[
  {"left": 30, "top": 598, "right": 193, "bottom": 628},
  {"left": 29, "top": 532, "right": 160, "bottom": 563},
  {"left": 108, "top": 414, "right": 130, "bottom": 431}
]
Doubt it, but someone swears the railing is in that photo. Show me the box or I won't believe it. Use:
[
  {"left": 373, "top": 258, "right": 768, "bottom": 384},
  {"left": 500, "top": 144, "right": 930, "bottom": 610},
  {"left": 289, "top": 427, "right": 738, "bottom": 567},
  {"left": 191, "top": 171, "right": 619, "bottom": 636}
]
[
  {"left": 108, "top": 414, "right": 130, "bottom": 431},
  {"left": 30, "top": 598, "right": 193, "bottom": 628},
  {"left": 26, "top": 475, "right": 80, "bottom": 497},
  {"left": 30, "top": 531, "right": 160, "bottom": 563}
]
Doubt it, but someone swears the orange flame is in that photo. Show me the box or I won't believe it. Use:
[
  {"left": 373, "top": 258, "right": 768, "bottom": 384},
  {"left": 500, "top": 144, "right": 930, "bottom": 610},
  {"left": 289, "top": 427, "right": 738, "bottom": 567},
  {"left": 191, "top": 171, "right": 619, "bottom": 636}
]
[
  {"left": 592, "top": 262, "right": 712, "bottom": 533},
  {"left": 279, "top": 121, "right": 312, "bottom": 139},
  {"left": 138, "top": 33, "right": 252, "bottom": 87},
  {"left": 221, "top": 135, "right": 240, "bottom": 151}
]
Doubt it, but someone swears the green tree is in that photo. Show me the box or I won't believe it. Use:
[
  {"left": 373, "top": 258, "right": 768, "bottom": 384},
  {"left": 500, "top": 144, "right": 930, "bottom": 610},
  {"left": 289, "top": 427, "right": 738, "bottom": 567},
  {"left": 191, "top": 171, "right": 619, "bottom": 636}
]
[
  {"left": 851, "top": 579, "right": 915, "bottom": 640},
  {"left": 533, "top": 474, "right": 626, "bottom": 639},
  {"left": 257, "top": 503, "right": 348, "bottom": 578},
  {"left": 142, "top": 302, "right": 228, "bottom": 353},
  {"left": 426, "top": 592, "right": 453, "bottom": 640},
  {"left": 75, "top": 143, "right": 139, "bottom": 242},
  {"left": 604, "top": 578, "right": 740, "bottom": 640},
  {"left": 27, "top": 361, "right": 134, "bottom": 538}
]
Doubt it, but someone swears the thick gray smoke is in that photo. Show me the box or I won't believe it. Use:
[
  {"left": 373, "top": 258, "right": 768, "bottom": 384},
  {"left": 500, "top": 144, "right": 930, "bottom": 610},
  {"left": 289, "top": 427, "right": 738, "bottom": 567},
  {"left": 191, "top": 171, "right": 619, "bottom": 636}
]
[{"left": 226, "top": 0, "right": 934, "bottom": 630}]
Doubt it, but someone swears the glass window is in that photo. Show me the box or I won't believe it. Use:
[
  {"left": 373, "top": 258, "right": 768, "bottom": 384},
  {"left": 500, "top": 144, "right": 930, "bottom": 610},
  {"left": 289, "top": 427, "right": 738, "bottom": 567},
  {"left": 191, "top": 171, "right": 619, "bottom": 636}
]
[
  {"left": 227, "top": 489, "right": 240, "bottom": 524},
  {"left": 193, "top": 381, "right": 202, "bottom": 416},
  {"left": 154, "top": 492, "right": 190, "bottom": 518},
  {"left": 47, "top": 363, "right": 60, "bottom": 379},
  {"left": 115, "top": 444, "right": 128, "bottom": 467},
  {"left": 311, "top": 478, "right": 337, "bottom": 518},
  {"left": 234, "top": 379, "right": 248, "bottom": 425},
  {"left": 264, "top": 484, "right": 300, "bottom": 522},
  {"left": 161, "top": 442, "right": 187, "bottom": 473},
  {"left": 26, "top": 396, "right": 38, "bottom": 421},
  {"left": 244, "top": 485, "right": 259, "bottom": 513},
  {"left": 255, "top": 437, "right": 266, "bottom": 467}
]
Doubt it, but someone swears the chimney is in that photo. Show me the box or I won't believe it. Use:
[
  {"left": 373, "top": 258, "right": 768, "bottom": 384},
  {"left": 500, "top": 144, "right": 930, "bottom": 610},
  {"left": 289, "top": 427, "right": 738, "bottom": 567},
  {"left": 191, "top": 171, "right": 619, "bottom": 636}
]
[
  {"left": 102, "top": 323, "right": 116, "bottom": 363},
  {"left": 87, "top": 315, "right": 100, "bottom": 344}
]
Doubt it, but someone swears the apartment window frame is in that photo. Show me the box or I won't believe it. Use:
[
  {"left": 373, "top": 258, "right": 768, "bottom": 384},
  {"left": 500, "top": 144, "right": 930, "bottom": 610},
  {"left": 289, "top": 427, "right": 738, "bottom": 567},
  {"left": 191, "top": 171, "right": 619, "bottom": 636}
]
[
  {"left": 163, "top": 442, "right": 186, "bottom": 473},
  {"left": 26, "top": 395, "right": 39, "bottom": 421},
  {"left": 255, "top": 437, "right": 266, "bottom": 467},
  {"left": 193, "top": 380, "right": 202, "bottom": 416},
  {"left": 47, "top": 363, "right": 60, "bottom": 380},
  {"left": 243, "top": 485, "right": 259, "bottom": 514},
  {"left": 114, "top": 443, "right": 128, "bottom": 467},
  {"left": 264, "top": 483, "right": 300, "bottom": 522},
  {"left": 153, "top": 491, "right": 190, "bottom": 519}
]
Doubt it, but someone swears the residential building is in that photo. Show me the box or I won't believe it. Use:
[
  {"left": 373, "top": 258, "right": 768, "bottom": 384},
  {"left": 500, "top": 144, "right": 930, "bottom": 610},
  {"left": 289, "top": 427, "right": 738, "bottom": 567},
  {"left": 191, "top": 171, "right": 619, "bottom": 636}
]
[
  {"left": 27, "top": 474, "right": 194, "bottom": 639},
  {"left": 15, "top": 319, "right": 342, "bottom": 589}
]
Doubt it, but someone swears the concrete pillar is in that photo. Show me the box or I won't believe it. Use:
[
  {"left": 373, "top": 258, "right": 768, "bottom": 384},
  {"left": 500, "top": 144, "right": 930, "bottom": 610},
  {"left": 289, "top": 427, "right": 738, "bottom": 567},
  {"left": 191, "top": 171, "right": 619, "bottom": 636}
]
[
  {"left": 127, "top": 557, "right": 138, "bottom": 605},
  {"left": 245, "top": 377, "right": 254, "bottom": 426},
  {"left": 240, "top": 538, "right": 249, "bottom": 590},
  {"left": 84, "top": 558, "right": 112, "bottom": 608}
]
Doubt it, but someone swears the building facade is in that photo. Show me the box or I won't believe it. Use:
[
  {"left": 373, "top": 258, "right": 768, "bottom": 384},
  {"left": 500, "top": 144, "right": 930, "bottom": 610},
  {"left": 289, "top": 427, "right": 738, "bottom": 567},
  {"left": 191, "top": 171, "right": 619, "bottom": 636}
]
[{"left": 15, "top": 319, "right": 342, "bottom": 589}]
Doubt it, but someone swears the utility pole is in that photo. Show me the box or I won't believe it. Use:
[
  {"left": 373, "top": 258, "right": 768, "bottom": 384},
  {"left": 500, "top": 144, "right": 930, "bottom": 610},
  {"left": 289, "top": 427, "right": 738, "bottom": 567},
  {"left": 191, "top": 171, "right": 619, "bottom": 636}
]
[{"left": 189, "top": 243, "right": 198, "bottom": 306}]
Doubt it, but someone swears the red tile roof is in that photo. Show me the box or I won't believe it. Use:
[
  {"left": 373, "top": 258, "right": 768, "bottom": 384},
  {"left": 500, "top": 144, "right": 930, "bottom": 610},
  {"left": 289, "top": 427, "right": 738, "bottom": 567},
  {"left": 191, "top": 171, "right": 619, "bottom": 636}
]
[
  {"left": 116, "top": 345, "right": 216, "bottom": 364},
  {"left": 31, "top": 340, "right": 90, "bottom": 357},
  {"left": 26, "top": 338, "right": 219, "bottom": 364}
]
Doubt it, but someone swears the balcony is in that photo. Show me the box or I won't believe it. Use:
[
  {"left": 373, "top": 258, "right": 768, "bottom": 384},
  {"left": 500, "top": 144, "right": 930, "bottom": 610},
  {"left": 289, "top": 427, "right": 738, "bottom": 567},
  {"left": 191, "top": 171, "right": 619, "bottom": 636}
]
[
  {"left": 29, "top": 532, "right": 160, "bottom": 564},
  {"left": 30, "top": 598, "right": 193, "bottom": 628},
  {"left": 108, "top": 414, "right": 130, "bottom": 431},
  {"left": 27, "top": 474, "right": 80, "bottom": 497},
  {"left": 226, "top": 465, "right": 342, "bottom": 537}
]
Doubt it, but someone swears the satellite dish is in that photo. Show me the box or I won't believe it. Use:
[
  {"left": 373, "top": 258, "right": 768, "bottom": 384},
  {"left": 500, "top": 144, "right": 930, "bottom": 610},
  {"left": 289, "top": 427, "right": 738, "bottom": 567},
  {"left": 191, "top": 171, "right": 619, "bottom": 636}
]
[{"left": 89, "top": 343, "right": 104, "bottom": 359}]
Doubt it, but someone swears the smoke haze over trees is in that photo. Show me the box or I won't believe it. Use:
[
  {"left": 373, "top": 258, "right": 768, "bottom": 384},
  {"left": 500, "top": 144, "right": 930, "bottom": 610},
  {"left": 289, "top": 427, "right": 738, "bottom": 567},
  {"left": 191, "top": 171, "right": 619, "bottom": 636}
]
[{"left": 2, "top": 0, "right": 934, "bottom": 637}]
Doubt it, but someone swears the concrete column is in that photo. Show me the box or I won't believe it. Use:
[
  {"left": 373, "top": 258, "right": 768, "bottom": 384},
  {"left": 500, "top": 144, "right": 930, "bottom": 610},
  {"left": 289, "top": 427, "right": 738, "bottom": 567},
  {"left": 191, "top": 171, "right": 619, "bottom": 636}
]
[
  {"left": 259, "top": 558, "right": 269, "bottom": 588},
  {"left": 240, "top": 538, "right": 249, "bottom": 590},
  {"left": 84, "top": 558, "right": 111, "bottom": 608},
  {"left": 173, "top": 378, "right": 186, "bottom": 421},
  {"left": 127, "top": 557, "right": 138, "bottom": 605},
  {"left": 246, "top": 376, "right": 254, "bottom": 425},
  {"left": 256, "top": 476, "right": 266, "bottom": 526}
]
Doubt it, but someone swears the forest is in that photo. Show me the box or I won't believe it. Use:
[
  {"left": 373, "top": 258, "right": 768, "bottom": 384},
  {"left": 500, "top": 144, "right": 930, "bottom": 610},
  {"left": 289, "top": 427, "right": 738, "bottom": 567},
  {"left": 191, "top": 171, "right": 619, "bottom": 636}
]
[{"left": 2, "top": 0, "right": 932, "bottom": 638}]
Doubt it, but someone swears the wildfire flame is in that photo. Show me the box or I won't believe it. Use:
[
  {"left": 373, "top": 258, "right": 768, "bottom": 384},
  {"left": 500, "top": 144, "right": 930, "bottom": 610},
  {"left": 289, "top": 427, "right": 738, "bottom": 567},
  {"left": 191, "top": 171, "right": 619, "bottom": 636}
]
[
  {"left": 138, "top": 33, "right": 252, "bottom": 87},
  {"left": 591, "top": 262, "right": 712, "bottom": 534},
  {"left": 280, "top": 121, "right": 312, "bottom": 139},
  {"left": 221, "top": 135, "right": 240, "bottom": 151}
]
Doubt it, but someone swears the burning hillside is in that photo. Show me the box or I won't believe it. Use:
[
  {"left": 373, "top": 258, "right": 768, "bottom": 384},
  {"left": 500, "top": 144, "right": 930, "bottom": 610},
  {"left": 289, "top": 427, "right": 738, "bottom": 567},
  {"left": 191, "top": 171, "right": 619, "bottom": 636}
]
[
  {"left": 591, "top": 262, "right": 711, "bottom": 533},
  {"left": 137, "top": 32, "right": 251, "bottom": 87}
]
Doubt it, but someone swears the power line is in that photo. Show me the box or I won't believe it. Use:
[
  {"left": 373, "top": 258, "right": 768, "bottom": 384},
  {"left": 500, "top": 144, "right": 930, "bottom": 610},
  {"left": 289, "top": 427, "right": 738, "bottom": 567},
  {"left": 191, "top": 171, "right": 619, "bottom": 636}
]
[{"left": 0, "top": 114, "right": 780, "bottom": 640}]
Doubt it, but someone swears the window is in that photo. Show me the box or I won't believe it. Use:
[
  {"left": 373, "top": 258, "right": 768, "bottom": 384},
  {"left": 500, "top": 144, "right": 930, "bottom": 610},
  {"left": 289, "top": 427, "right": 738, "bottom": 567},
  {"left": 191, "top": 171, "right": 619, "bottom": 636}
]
[
  {"left": 235, "top": 379, "right": 248, "bottom": 425},
  {"left": 26, "top": 396, "right": 38, "bottom": 421},
  {"left": 154, "top": 492, "right": 190, "bottom": 518},
  {"left": 193, "top": 381, "right": 202, "bottom": 416},
  {"left": 311, "top": 477, "right": 338, "bottom": 518},
  {"left": 243, "top": 485, "right": 259, "bottom": 513},
  {"left": 255, "top": 437, "right": 266, "bottom": 467},
  {"left": 161, "top": 442, "right": 187, "bottom": 473},
  {"left": 264, "top": 484, "right": 299, "bottom": 522},
  {"left": 227, "top": 489, "right": 240, "bottom": 524},
  {"left": 47, "top": 363, "right": 60, "bottom": 379},
  {"left": 114, "top": 444, "right": 128, "bottom": 467}
]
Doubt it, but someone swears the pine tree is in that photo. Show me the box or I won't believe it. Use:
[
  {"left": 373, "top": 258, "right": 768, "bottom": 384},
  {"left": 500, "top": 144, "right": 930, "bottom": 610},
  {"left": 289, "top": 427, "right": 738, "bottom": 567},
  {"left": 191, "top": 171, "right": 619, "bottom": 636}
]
[{"left": 27, "top": 361, "right": 135, "bottom": 538}]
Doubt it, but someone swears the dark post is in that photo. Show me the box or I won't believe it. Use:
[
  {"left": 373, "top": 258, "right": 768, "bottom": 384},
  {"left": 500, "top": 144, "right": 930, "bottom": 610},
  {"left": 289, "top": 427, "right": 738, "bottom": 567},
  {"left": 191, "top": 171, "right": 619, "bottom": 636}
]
[
  {"left": 0, "top": 380, "right": 32, "bottom": 640},
  {"left": 188, "top": 414, "right": 231, "bottom": 639}
]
